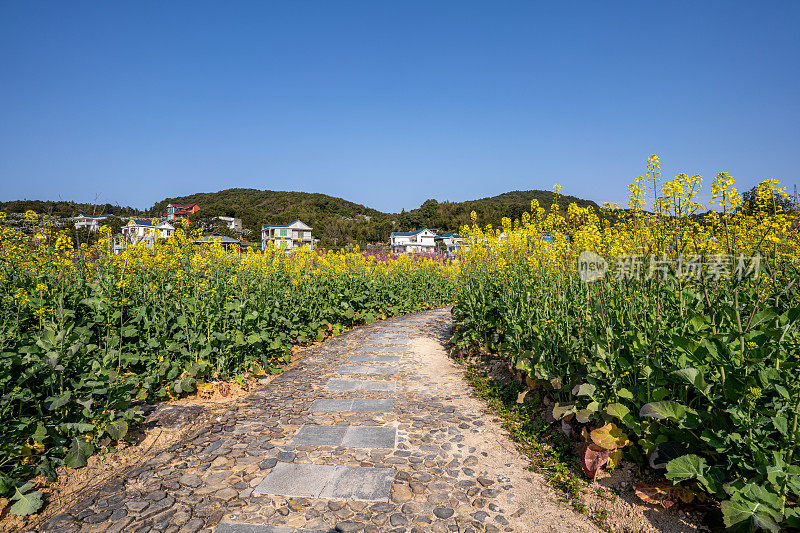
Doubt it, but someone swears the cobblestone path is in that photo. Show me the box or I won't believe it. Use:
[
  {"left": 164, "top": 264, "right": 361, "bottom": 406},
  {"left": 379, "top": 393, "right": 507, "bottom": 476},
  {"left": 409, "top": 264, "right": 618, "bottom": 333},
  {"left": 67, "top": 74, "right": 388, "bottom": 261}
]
[{"left": 42, "top": 309, "right": 598, "bottom": 533}]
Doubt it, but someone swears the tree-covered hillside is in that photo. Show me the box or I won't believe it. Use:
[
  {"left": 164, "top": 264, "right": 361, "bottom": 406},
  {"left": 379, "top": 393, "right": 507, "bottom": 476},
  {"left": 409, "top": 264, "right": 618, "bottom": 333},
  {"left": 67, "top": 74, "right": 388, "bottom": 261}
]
[
  {"left": 394, "top": 190, "right": 599, "bottom": 234},
  {"left": 0, "top": 200, "right": 139, "bottom": 218},
  {"left": 148, "top": 189, "right": 391, "bottom": 247},
  {"left": 1, "top": 187, "right": 597, "bottom": 248}
]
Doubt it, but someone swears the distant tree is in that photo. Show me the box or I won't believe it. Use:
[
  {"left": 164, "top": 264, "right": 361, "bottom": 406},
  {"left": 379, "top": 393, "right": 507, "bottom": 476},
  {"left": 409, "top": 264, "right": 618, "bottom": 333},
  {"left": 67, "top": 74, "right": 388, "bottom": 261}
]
[
  {"left": 741, "top": 183, "right": 795, "bottom": 215},
  {"left": 102, "top": 215, "right": 125, "bottom": 235}
]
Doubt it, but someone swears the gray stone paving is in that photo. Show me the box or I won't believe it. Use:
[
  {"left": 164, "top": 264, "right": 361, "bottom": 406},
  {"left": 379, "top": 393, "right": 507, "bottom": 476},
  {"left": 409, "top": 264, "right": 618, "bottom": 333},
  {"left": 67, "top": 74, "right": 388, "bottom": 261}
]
[
  {"left": 348, "top": 354, "right": 401, "bottom": 362},
  {"left": 39, "top": 309, "right": 560, "bottom": 533},
  {"left": 308, "top": 398, "right": 394, "bottom": 413},
  {"left": 217, "top": 524, "right": 327, "bottom": 533},
  {"left": 338, "top": 365, "right": 398, "bottom": 375},
  {"left": 354, "top": 345, "right": 407, "bottom": 353},
  {"left": 361, "top": 339, "right": 407, "bottom": 345},
  {"left": 341, "top": 426, "right": 396, "bottom": 448},
  {"left": 254, "top": 463, "right": 394, "bottom": 501},
  {"left": 290, "top": 425, "right": 349, "bottom": 446},
  {"left": 290, "top": 425, "right": 396, "bottom": 448},
  {"left": 325, "top": 379, "right": 396, "bottom": 392}
]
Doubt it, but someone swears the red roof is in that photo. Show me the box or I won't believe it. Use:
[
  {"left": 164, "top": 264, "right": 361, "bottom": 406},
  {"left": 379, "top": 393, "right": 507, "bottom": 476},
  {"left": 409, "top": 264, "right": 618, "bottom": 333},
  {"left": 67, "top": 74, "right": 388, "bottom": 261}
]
[{"left": 169, "top": 203, "right": 198, "bottom": 209}]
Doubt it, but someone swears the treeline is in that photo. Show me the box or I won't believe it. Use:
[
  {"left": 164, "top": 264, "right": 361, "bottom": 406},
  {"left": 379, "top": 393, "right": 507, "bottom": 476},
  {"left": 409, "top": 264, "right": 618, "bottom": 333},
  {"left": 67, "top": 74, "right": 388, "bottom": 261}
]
[
  {"left": 0, "top": 200, "right": 140, "bottom": 218},
  {"left": 395, "top": 191, "right": 598, "bottom": 234},
  {"left": 1, "top": 188, "right": 600, "bottom": 248}
]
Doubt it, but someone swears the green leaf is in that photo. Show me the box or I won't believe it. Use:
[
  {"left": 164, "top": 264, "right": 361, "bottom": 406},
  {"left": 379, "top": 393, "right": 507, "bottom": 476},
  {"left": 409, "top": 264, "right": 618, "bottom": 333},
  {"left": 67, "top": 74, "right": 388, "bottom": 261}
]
[
  {"left": 721, "top": 488, "right": 782, "bottom": 533},
  {"left": 772, "top": 415, "right": 788, "bottom": 437},
  {"left": 671, "top": 368, "right": 708, "bottom": 394},
  {"left": 0, "top": 475, "right": 14, "bottom": 495},
  {"left": 785, "top": 507, "right": 800, "bottom": 528},
  {"left": 64, "top": 422, "right": 96, "bottom": 433},
  {"left": 9, "top": 487, "right": 43, "bottom": 516},
  {"left": 105, "top": 419, "right": 128, "bottom": 441},
  {"left": 64, "top": 438, "right": 94, "bottom": 468},
  {"left": 606, "top": 402, "right": 630, "bottom": 420},
  {"left": 571, "top": 383, "right": 596, "bottom": 398},
  {"left": 748, "top": 309, "right": 778, "bottom": 329},
  {"left": 617, "top": 388, "right": 634, "bottom": 400},
  {"left": 32, "top": 422, "right": 47, "bottom": 442},
  {"left": 665, "top": 454, "right": 705, "bottom": 483},
  {"left": 44, "top": 391, "right": 72, "bottom": 411},
  {"left": 551, "top": 403, "right": 576, "bottom": 420},
  {"left": 79, "top": 297, "right": 105, "bottom": 311},
  {"left": 639, "top": 401, "right": 693, "bottom": 422}
]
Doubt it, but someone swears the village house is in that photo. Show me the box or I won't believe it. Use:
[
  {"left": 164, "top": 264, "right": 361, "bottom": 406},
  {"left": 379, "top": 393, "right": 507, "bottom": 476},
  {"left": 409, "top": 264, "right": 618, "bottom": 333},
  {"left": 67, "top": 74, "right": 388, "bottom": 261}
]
[
  {"left": 214, "top": 216, "right": 243, "bottom": 231},
  {"left": 194, "top": 234, "right": 241, "bottom": 251},
  {"left": 261, "top": 220, "right": 313, "bottom": 251},
  {"left": 122, "top": 219, "right": 175, "bottom": 245},
  {"left": 72, "top": 214, "right": 108, "bottom": 231},
  {"left": 164, "top": 203, "right": 200, "bottom": 221},
  {"left": 390, "top": 228, "right": 437, "bottom": 253},
  {"left": 435, "top": 232, "right": 463, "bottom": 254}
]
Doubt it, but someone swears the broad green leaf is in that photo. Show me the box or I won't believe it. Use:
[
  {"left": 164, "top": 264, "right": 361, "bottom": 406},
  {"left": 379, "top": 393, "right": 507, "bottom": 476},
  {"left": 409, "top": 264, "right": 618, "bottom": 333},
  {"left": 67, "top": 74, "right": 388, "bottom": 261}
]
[
  {"left": 671, "top": 368, "right": 708, "bottom": 394},
  {"left": 748, "top": 309, "right": 778, "bottom": 329},
  {"left": 32, "top": 422, "right": 47, "bottom": 442},
  {"left": 771, "top": 415, "right": 788, "bottom": 437},
  {"left": 0, "top": 475, "right": 14, "bottom": 495},
  {"left": 722, "top": 493, "right": 781, "bottom": 533},
  {"left": 105, "top": 419, "right": 128, "bottom": 441},
  {"left": 551, "top": 403, "right": 576, "bottom": 420},
  {"left": 665, "top": 454, "right": 705, "bottom": 483},
  {"left": 572, "top": 383, "right": 596, "bottom": 398},
  {"left": 9, "top": 487, "right": 43, "bottom": 516},
  {"left": 64, "top": 422, "right": 96, "bottom": 433},
  {"left": 44, "top": 391, "right": 72, "bottom": 411},
  {"left": 64, "top": 438, "right": 94, "bottom": 468},
  {"left": 617, "top": 388, "right": 634, "bottom": 400},
  {"left": 785, "top": 507, "right": 800, "bottom": 528},
  {"left": 639, "top": 401, "right": 693, "bottom": 422},
  {"left": 606, "top": 402, "right": 630, "bottom": 420}
]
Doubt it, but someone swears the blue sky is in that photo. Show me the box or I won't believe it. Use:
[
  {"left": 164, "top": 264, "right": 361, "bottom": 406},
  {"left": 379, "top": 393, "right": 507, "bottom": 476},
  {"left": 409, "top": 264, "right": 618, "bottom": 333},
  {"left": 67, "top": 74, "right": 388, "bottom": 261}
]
[{"left": 1, "top": 1, "right": 798, "bottom": 213}]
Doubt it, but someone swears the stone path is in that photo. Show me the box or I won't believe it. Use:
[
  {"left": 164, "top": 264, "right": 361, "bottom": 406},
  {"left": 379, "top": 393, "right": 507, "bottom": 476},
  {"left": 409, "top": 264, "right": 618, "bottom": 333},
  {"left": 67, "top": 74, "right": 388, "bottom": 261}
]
[{"left": 42, "top": 308, "right": 599, "bottom": 533}]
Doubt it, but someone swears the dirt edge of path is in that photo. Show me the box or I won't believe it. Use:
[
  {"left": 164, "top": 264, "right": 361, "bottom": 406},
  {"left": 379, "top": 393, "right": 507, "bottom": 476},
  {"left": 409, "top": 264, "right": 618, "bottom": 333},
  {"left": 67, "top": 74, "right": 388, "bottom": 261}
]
[{"left": 452, "top": 348, "right": 714, "bottom": 533}]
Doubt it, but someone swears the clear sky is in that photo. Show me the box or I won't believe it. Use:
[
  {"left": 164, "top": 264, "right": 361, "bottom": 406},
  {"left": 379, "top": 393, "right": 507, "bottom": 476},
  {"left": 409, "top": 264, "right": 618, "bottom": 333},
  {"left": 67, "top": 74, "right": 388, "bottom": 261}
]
[{"left": 1, "top": 1, "right": 798, "bottom": 213}]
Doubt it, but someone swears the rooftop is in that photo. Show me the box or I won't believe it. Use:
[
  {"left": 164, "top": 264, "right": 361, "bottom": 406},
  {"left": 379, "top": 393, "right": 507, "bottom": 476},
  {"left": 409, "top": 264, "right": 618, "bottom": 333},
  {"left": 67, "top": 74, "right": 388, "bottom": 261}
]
[{"left": 390, "top": 229, "right": 433, "bottom": 237}]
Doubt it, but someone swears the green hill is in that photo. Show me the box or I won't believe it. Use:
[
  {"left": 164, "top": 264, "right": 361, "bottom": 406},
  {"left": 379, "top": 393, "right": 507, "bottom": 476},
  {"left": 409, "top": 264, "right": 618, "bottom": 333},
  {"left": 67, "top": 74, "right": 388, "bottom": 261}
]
[
  {"left": 0, "top": 200, "right": 139, "bottom": 219},
  {"left": 1, "top": 187, "right": 598, "bottom": 248},
  {"left": 477, "top": 189, "right": 598, "bottom": 209},
  {"left": 147, "top": 189, "right": 390, "bottom": 246},
  {"left": 395, "top": 189, "right": 599, "bottom": 234}
]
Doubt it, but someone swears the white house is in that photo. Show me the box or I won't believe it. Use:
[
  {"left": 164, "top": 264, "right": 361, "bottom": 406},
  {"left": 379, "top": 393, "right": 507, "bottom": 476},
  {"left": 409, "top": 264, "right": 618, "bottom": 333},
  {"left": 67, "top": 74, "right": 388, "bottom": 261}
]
[
  {"left": 194, "top": 235, "right": 241, "bottom": 251},
  {"left": 390, "top": 229, "right": 437, "bottom": 253},
  {"left": 435, "top": 233, "right": 464, "bottom": 254},
  {"left": 262, "top": 220, "right": 313, "bottom": 251},
  {"left": 122, "top": 219, "right": 175, "bottom": 245},
  {"left": 73, "top": 214, "right": 109, "bottom": 231},
  {"left": 214, "top": 216, "right": 243, "bottom": 231}
]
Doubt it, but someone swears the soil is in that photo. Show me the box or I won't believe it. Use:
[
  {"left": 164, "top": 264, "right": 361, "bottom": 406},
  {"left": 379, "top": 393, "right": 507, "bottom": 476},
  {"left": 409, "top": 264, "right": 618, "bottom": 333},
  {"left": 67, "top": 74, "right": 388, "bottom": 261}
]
[{"left": 456, "top": 350, "right": 713, "bottom": 533}]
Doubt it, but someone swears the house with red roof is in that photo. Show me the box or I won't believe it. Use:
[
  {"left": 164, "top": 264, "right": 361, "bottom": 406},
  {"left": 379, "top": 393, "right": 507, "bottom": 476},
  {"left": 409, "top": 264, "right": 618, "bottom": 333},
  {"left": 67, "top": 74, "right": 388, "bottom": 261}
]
[{"left": 164, "top": 203, "right": 200, "bottom": 221}]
